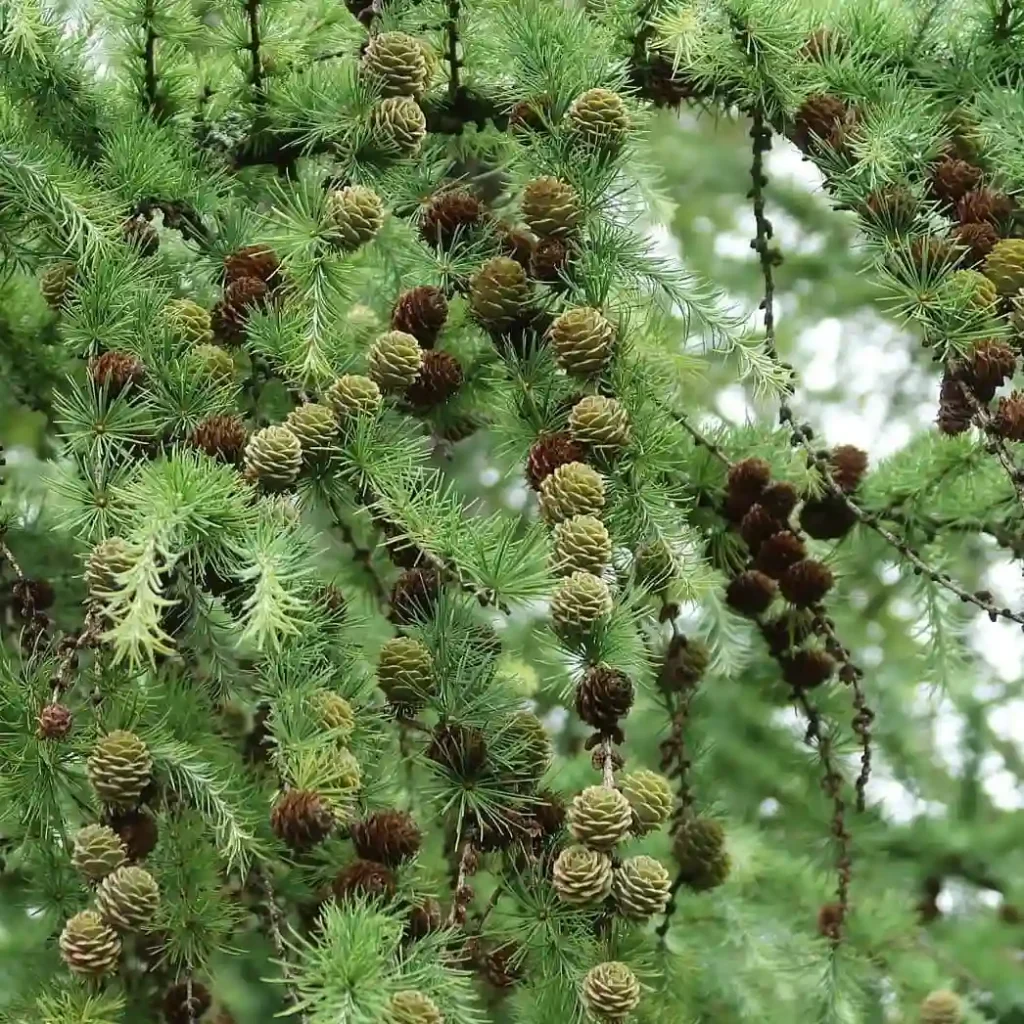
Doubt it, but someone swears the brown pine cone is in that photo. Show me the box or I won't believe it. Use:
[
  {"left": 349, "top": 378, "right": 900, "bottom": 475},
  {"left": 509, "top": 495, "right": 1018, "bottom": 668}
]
[
  {"left": 224, "top": 245, "right": 279, "bottom": 287},
  {"left": 37, "top": 702, "right": 72, "bottom": 739},
  {"left": 799, "top": 495, "right": 858, "bottom": 540},
  {"left": 908, "top": 236, "right": 957, "bottom": 274},
  {"left": 426, "top": 723, "right": 487, "bottom": 777},
  {"left": 929, "top": 158, "right": 983, "bottom": 207},
  {"left": 779, "top": 559, "right": 834, "bottom": 607},
  {"left": 496, "top": 222, "right": 537, "bottom": 268},
  {"left": 88, "top": 351, "right": 145, "bottom": 395},
  {"left": 332, "top": 859, "right": 396, "bottom": 902},
  {"left": 817, "top": 901, "right": 844, "bottom": 940},
  {"left": 725, "top": 570, "right": 776, "bottom": 617},
  {"left": 754, "top": 531, "right": 806, "bottom": 578},
  {"left": 963, "top": 339, "right": 1017, "bottom": 402},
  {"left": 531, "top": 789, "right": 566, "bottom": 838},
  {"left": 351, "top": 810, "right": 422, "bottom": 866},
  {"left": 531, "top": 237, "right": 568, "bottom": 281},
  {"left": 421, "top": 190, "right": 484, "bottom": 249},
  {"left": 761, "top": 611, "right": 816, "bottom": 655},
  {"left": 391, "top": 286, "right": 448, "bottom": 347},
  {"left": 739, "top": 505, "right": 784, "bottom": 553},
  {"left": 957, "top": 187, "right": 1016, "bottom": 226},
  {"left": 758, "top": 480, "right": 798, "bottom": 521},
  {"left": 862, "top": 186, "right": 918, "bottom": 233},
  {"left": 991, "top": 391, "right": 1024, "bottom": 441},
  {"left": 526, "top": 433, "right": 585, "bottom": 490},
  {"left": 212, "top": 276, "right": 268, "bottom": 345},
  {"left": 479, "top": 941, "right": 522, "bottom": 988},
  {"left": 953, "top": 221, "right": 1000, "bottom": 266},
  {"left": 790, "top": 94, "right": 848, "bottom": 153},
  {"left": 780, "top": 648, "right": 836, "bottom": 689},
  {"left": 123, "top": 216, "right": 159, "bottom": 256},
  {"left": 724, "top": 458, "right": 772, "bottom": 522},
  {"left": 106, "top": 809, "right": 159, "bottom": 862},
  {"left": 660, "top": 634, "right": 710, "bottom": 691},
  {"left": 389, "top": 567, "right": 441, "bottom": 625},
  {"left": 575, "top": 665, "right": 634, "bottom": 731},
  {"left": 406, "top": 897, "right": 442, "bottom": 940},
  {"left": 509, "top": 95, "right": 551, "bottom": 132},
  {"left": 937, "top": 372, "right": 974, "bottom": 436},
  {"left": 162, "top": 980, "right": 212, "bottom": 1024},
  {"left": 191, "top": 415, "right": 247, "bottom": 463},
  {"left": 830, "top": 445, "right": 868, "bottom": 492},
  {"left": 271, "top": 789, "right": 334, "bottom": 851},
  {"left": 405, "top": 350, "right": 463, "bottom": 409}
]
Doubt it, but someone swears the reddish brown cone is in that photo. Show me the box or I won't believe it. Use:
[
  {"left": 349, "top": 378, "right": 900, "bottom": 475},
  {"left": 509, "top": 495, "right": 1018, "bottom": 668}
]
[
  {"left": 89, "top": 351, "right": 145, "bottom": 395},
  {"left": 421, "top": 190, "right": 484, "bottom": 249},
  {"left": 790, "top": 94, "right": 848, "bottom": 153},
  {"left": 799, "top": 495, "right": 857, "bottom": 540},
  {"left": 779, "top": 559, "right": 834, "bottom": 607},
  {"left": 106, "top": 809, "right": 159, "bottom": 862},
  {"left": 937, "top": 372, "right": 973, "bottom": 436},
  {"left": 991, "top": 391, "right": 1024, "bottom": 442},
  {"left": 212, "top": 276, "right": 268, "bottom": 345},
  {"left": 929, "top": 158, "right": 983, "bottom": 207},
  {"left": 780, "top": 649, "right": 836, "bottom": 689},
  {"left": 426, "top": 723, "right": 488, "bottom": 777},
  {"left": 830, "top": 445, "right": 868, "bottom": 493},
  {"left": 37, "top": 703, "right": 72, "bottom": 739},
  {"left": 531, "top": 237, "right": 569, "bottom": 281},
  {"left": 953, "top": 221, "right": 999, "bottom": 266},
  {"left": 224, "top": 245, "right": 280, "bottom": 287},
  {"left": 758, "top": 481, "right": 798, "bottom": 521},
  {"left": 726, "top": 571, "right": 777, "bottom": 616},
  {"left": 739, "top": 505, "right": 784, "bottom": 553},
  {"left": 963, "top": 340, "right": 1017, "bottom": 402},
  {"left": 191, "top": 415, "right": 247, "bottom": 463},
  {"left": 405, "top": 350, "right": 463, "bottom": 409},
  {"left": 332, "top": 859, "right": 396, "bottom": 902},
  {"left": 162, "top": 980, "right": 212, "bottom": 1024},
  {"left": 391, "top": 286, "right": 449, "bottom": 347},
  {"left": 724, "top": 458, "right": 772, "bottom": 522},
  {"left": 526, "top": 433, "right": 586, "bottom": 490},
  {"left": 957, "top": 187, "right": 1016, "bottom": 226},
  {"left": 389, "top": 567, "right": 442, "bottom": 625},
  {"left": 350, "top": 810, "right": 422, "bottom": 866},
  {"left": 575, "top": 666, "right": 634, "bottom": 731},
  {"left": 271, "top": 789, "right": 334, "bottom": 851},
  {"left": 754, "top": 531, "right": 806, "bottom": 578}
]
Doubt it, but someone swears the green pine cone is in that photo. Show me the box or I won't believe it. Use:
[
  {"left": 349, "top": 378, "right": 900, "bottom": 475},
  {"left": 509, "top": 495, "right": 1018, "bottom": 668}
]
[
  {"left": 581, "top": 961, "right": 641, "bottom": 1022},
  {"left": 538, "top": 462, "right": 606, "bottom": 524},
  {"left": 984, "top": 238, "right": 1024, "bottom": 295},
  {"left": 59, "top": 910, "right": 122, "bottom": 977},
  {"left": 72, "top": 824, "right": 128, "bottom": 882},
  {"left": 87, "top": 730, "right": 152, "bottom": 810},
  {"left": 387, "top": 989, "right": 444, "bottom": 1024},
  {"left": 551, "top": 571, "right": 613, "bottom": 636},
  {"left": 553, "top": 514, "right": 611, "bottom": 576},
  {"left": 505, "top": 710, "right": 553, "bottom": 779},
  {"left": 314, "top": 690, "right": 355, "bottom": 743},
  {"left": 85, "top": 538, "right": 135, "bottom": 600},
  {"left": 372, "top": 96, "right": 427, "bottom": 155},
  {"left": 286, "top": 403, "right": 338, "bottom": 462},
  {"left": 635, "top": 540, "right": 675, "bottom": 591},
  {"left": 362, "top": 31, "right": 429, "bottom": 98},
  {"left": 548, "top": 306, "right": 616, "bottom": 377},
  {"left": 612, "top": 854, "right": 672, "bottom": 919},
  {"left": 326, "top": 186, "right": 385, "bottom": 250},
  {"left": 567, "top": 785, "right": 633, "bottom": 850},
  {"left": 378, "top": 637, "right": 434, "bottom": 712},
  {"left": 947, "top": 268, "right": 998, "bottom": 310},
  {"left": 569, "top": 395, "right": 630, "bottom": 451},
  {"left": 522, "top": 176, "right": 581, "bottom": 238},
  {"left": 326, "top": 373, "right": 382, "bottom": 420},
  {"left": 334, "top": 747, "right": 363, "bottom": 795},
  {"left": 368, "top": 330, "right": 423, "bottom": 393},
  {"left": 919, "top": 990, "right": 964, "bottom": 1024},
  {"left": 96, "top": 865, "right": 160, "bottom": 932},
  {"left": 567, "top": 88, "right": 630, "bottom": 149},
  {"left": 191, "top": 342, "right": 235, "bottom": 385},
  {"left": 673, "top": 815, "right": 730, "bottom": 891},
  {"left": 553, "top": 844, "right": 613, "bottom": 906},
  {"left": 619, "top": 769, "right": 674, "bottom": 834},
  {"left": 244, "top": 425, "right": 303, "bottom": 490},
  {"left": 40, "top": 260, "right": 78, "bottom": 309},
  {"left": 470, "top": 256, "right": 533, "bottom": 332},
  {"left": 165, "top": 297, "right": 214, "bottom": 343}
]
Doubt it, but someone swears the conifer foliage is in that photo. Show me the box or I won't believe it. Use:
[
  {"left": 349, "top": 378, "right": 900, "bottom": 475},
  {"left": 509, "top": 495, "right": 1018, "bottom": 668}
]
[{"left": 0, "top": 0, "right": 1022, "bottom": 1021}]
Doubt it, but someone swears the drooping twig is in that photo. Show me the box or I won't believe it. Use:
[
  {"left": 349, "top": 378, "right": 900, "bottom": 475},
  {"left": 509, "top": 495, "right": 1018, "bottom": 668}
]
[
  {"left": 253, "top": 867, "right": 308, "bottom": 1023},
  {"left": 447, "top": 835, "right": 478, "bottom": 927}
]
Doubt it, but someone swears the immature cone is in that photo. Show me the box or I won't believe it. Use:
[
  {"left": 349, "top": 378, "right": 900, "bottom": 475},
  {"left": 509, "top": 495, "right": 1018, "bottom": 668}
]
[
  {"left": 522, "top": 176, "right": 581, "bottom": 238},
  {"left": 553, "top": 514, "right": 611, "bottom": 576},
  {"left": 619, "top": 769, "right": 673, "bottom": 834},
  {"left": 527, "top": 433, "right": 585, "bottom": 490},
  {"left": 225, "top": 244, "right": 279, "bottom": 287},
  {"left": 392, "top": 286, "right": 448, "bottom": 346},
  {"left": 40, "top": 260, "right": 77, "bottom": 309},
  {"left": 506, "top": 711, "right": 554, "bottom": 779},
  {"left": 863, "top": 186, "right": 918, "bottom": 232},
  {"left": 212, "top": 276, "right": 268, "bottom": 344},
  {"left": 759, "top": 480, "right": 798, "bottom": 521},
  {"left": 351, "top": 810, "right": 422, "bottom": 865},
  {"left": 372, "top": 96, "right": 427, "bottom": 154},
  {"left": 568, "top": 785, "right": 633, "bottom": 849},
  {"left": 929, "top": 158, "right": 983, "bottom": 206},
  {"left": 192, "top": 414, "right": 247, "bottom": 463},
  {"left": 830, "top": 445, "right": 869, "bottom": 493},
  {"left": 948, "top": 268, "right": 998, "bottom": 310},
  {"left": 107, "top": 809, "right": 159, "bottom": 862},
  {"left": 570, "top": 395, "right": 629, "bottom": 451},
  {"left": 162, "top": 980, "right": 213, "bottom": 1024},
  {"left": 271, "top": 789, "right": 334, "bottom": 850},
  {"left": 286, "top": 403, "right": 338, "bottom": 461},
  {"left": 362, "top": 31, "right": 428, "bottom": 98},
  {"left": 96, "top": 864, "right": 160, "bottom": 931},
  {"left": 791, "top": 93, "right": 847, "bottom": 152},
  {"left": 991, "top": 391, "right": 1024, "bottom": 441},
  {"left": 963, "top": 338, "right": 1017, "bottom": 401},
  {"left": 326, "top": 374, "right": 382, "bottom": 421},
  {"left": 984, "top": 238, "right": 1024, "bottom": 295},
  {"left": 327, "top": 186, "right": 385, "bottom": 250},
  {"left": 406, "top": 897, "right": 443, "bottom": 940},
  {"left": 780, "top": 559, "right": 834, "bottom": 607},
  {"left": 549, "top": 307, "right": 615, "bottom": 377},
  {"left": 314, "top": 690, "right": 355, "bottom": 742},
  {"left": 87, "top": 730, "right": 152, "bottom": 810},
  {"left": 368, "top": 330, "right": 423, "bottom": 393},
  {"left": 470, "top": 256, "right": 532, "bottom": 332},
  {"left": 581, "top": 961, "right": 641, "bottom": 1022},
  {"left": 613, "top": 855, "right": 672, "bottom": 919},
  {"left": 89, "top": 351, "right": 145, "bottom": 395},
  {"left": 726, "top": 570, "right": 776, "bottom": 616},
  {"left": 406, "top": 350, "right": 463, "bottom": 409},
  {"left": 740, "top": 504, "right": 784, "bottom": 553},
  {"left": 243, "top": 425, "right": 302, "bottom": 490},
  {"left": 539, "top": 461, "right": 606, "bottom": 524},
  {"left": 673, "top": 816, "right": 730, "bottom": 890},
  {"left": 723, "top": 457, "right": 772, "bottom": 521},
  {"left": 165, "top": 297, "right": 213, "bottom": 343},
  {"left": 38, "top": 702, "right": 73, "bottom": 740},
  {"left": 954, "top": 220, "right": 999, "bottom": 265},
  {"left": 191, "top": 343, "right": 235, "bottom": 386},
  {"left": 568, "top": 88, "right": 630, "bottom": 149},
  {"left": 72, "top": 824, "right": 127, "bottom": 882},
  {"left": 378, "top": 636, "right": 434, "bottom": 712},
  {"left": 59, "top": 910, "right": 122, "bottom": 977},
  {"left": 427, "top": 723, "right": 488, "bottom": 776},
  {"left": 85, "top": 538, "right": 134, "bottom": 599},
  {"left": 919, "top": 990, "right": 964, "bottom": 1024},
  {"left": 335, "top": 747, "right": 363, "bottom": 795},
  {"left": 755, "top": 531, "right": 807, "bottom": 578},
  {"left": 552, "top": 571, "right": 613, "bottom": 636},
  {"left": 576, "top": 665, "right": 634, "bottom": 731},
  {"left": 332, "top": 858, "right": 396, "bottom": 902},
  {"left": 387, "top": 990, "right": 444, "bottom": 1024},
  {"left": 958, "top": 187, "right": 1015, "bottom": 226},
  {"left": 552, "top": 844, "right": 613, "bottom": 905},
  {"left": 531, "top": 236, "right": 569, "bottom": 281},
  {"left": 390, "top": 567, "right": 441, "bottom": 625},
  {"left": 421, "top": 190, "right": 484, "bottom": 249}
]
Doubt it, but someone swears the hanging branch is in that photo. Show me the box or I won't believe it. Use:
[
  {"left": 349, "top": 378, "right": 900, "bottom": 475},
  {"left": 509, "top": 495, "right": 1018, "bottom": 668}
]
[
  {"left": 445, "top": 0, "right": 462, "bottom": 104},
  {"left": 142, "top": 0, "right": 160, "bottom": 117},
  {"left": 245, "top": 0, "right": 265, "bottom": 108}
]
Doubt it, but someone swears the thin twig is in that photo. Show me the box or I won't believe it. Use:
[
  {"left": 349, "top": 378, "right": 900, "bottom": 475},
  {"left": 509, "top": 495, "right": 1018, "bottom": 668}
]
[
  {"left": 447, "top": 837, "right": 478, "bottom": 927},
  {"left": 245, "top": 0, "right": 265, "bottom": 106},
  {"left": 445, "top": 0, "right": 461, "bottom": 104},
  {"left": 254, "top": 868, "right": 308, "bottom": 1022},
  {"left": 142, "top": 0, "right": 159, "bottom": 115}
]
